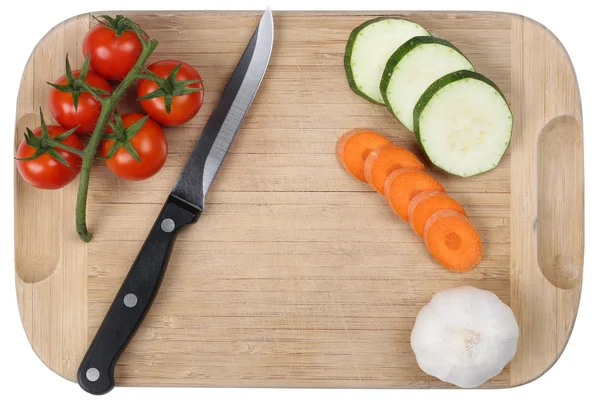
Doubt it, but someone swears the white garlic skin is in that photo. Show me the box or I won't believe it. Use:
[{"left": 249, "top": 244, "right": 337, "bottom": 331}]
[{"left": 410, "top": 286, "right": 519, "bottom": 388}]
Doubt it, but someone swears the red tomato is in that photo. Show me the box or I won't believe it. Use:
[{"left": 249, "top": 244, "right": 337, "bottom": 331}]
[
  {"left": 137, "top": 60, "right": 204, "bottom": 126},
  {"left": 101, "top": 113, "right": 168, "bottom": 181},
  {"left": 16, "top": 126, "right": 83, "bottom": 190},
  {"left": 48, "top": 70, "right": 112, "bottom": 134},
  {"left": 82, "top": 22, "right": 143, "bottom": 80}
]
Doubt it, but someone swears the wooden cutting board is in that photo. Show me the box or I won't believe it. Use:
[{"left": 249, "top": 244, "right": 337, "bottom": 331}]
[{"left": 14, "top": 11, "right": 583, "bottom": 389}]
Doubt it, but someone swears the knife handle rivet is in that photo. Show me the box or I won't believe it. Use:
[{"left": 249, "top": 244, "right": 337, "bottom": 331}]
[
  {"left": 86, "top": 368, "right": 100, "bottom": 382},
  {"left": 124, "top": 293, "right": 138, "bottom": 308},
  {"left": 161, "top": 218, "right": 175, "bottom": 233}
]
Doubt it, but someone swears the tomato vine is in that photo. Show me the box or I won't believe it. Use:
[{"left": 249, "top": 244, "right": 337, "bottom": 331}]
[
  {"left": 74, "top": 18, "right": 159, "bottom": 242},
  {"left": 17, "top": 15, "right": 204, "bottom": 242}
]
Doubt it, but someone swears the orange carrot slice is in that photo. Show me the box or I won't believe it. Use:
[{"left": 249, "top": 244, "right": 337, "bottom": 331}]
[
  {"left": 384, "top": 169, "right": 444, "bottom": 220},
  {"left": 364, "top": 144, "right": 425, "bottom": 194},
  {"left": 408, "top": 190, "right": 466, "bottom": 237},
  {"left": 336, "top": 128, "right": 391, "bottom": 182},
  {"left": 423, "top": 209, "right": 482, "bottom": 272}
]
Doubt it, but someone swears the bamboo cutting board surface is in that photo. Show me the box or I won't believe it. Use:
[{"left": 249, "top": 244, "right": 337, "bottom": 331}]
[{"left": 14, "top": 11, "right": 583, "bottom": 388}]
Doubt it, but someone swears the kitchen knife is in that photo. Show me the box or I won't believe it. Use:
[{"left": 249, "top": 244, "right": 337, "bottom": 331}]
[{"left": 77, "top": 8, "right": 273, "bottom": 395}]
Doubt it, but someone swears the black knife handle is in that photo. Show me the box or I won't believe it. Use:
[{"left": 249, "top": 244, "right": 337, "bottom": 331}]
[{"left": 77, "top": 195, "right": 200, "bottom": 395}]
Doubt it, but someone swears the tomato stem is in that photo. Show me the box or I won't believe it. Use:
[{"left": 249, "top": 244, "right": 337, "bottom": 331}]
[
  {"left": 135, "top": 70, "right": 162, "bottom": 83},
  {"left": 79, "top": 81, "right": 107, "bottom": 103},
  {"left": 75, "top": 37, "right": 159, "bottom": 242},
  {"left": 50, "top": 140, "right": 86, "bottom": 157}
]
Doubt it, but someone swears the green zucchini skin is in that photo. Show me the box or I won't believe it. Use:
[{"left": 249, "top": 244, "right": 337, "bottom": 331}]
[
  {"left": 380, "top": 36, "right": 472, "bottom": 114},
  {"left": 344, "top": 17, "right": 430, "bottom": 105},
  {"left": 413, "top": 69, "right": 511, "bottom": 142}
]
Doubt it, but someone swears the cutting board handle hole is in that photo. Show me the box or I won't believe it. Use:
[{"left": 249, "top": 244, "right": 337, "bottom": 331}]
[
  {"left": 15, "top": 112, "right": 62, "bottom": 284},
  {"left": 537, "top": 115, "right": 583, "bottom": 290}
]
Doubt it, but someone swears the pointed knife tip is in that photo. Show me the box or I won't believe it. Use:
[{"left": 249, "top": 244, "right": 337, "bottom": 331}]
[
  {"left": 260, "top": 6, "right": 274, "bottom": 36},
  {"left": 264, "top": 6, "right": 273, "bottom": 19}
]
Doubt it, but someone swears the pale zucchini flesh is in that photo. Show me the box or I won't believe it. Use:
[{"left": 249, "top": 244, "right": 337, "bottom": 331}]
[
  {"left": 345, "top": 18, "right": 430, "bottom": 104},
  {"left": 414, "top": 70, "right": 513, "bottom": 177},
  {"left": 381, "top": 36, "right": 474, "bottom": 132}
]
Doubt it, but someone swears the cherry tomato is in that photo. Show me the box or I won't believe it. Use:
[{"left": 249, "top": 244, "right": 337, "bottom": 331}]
[
  {"left": 48, "top": 70, "right": 112, "bottom": 134},
  {"left": 16, "top": 126, "right": 83, "bottom": 189},
  {"left": 101, "top": 113, "right": 168, "bottom": 181},
  {"left": 82, "top": 21, "right": 143, "bottom": 80},
  {"left": 138, "top": 60, "right": 204, "bottom": 126}
]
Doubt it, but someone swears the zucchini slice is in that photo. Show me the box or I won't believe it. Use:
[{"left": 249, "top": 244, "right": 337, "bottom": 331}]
[
  {"left": 381, "top": 36, "right": 475, "bottom": 132},
  {"left": 414, "top": 70, "right": 513, "bottom": 177},
  {"left": 344, "top": 17, "right": 430, "bottom": 104}
]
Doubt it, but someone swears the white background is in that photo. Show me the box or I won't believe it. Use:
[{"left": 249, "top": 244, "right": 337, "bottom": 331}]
[{"left": 1, "top": 0, "right": 597, "bottom": 398}]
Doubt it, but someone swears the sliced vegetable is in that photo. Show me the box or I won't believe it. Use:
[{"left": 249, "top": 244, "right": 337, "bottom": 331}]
[
  {"left": 380, "top": 36, "right": 474, "bottom": 132},
  {"left": 364, "top": 144, "right": 424, "bottom": 194},
  {"left": 408, "top": 190, "right": 465, "bottom": 237},
  {"left": 337, "top": 128, "right": 391, "bottom": 182},
  {"left": 411, "top": 286, "right": 519, "bottom": 388},
  {"left": 423, "top": 209, "right": 482, "bottom": 272},
  {"left": 138, "top": 60, "right": 204, "bottom": 126},
  {"left": 414, "top": 70, "right": 513, "bottom": 177},
  {"left": 384, "top": 169, "right": 444, "bottom": 220},
  {"left": 344, "top": 18, "right": 430, "bottom": 104}
]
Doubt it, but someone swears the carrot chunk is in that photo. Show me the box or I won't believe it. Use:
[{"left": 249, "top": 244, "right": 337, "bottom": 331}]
[
  {"left": 423, "top": 209, "right": 482, "bottom": 272},
  {"left": 364, "top": 144, "right": 425, "bottom": 194},
  {"left": 336, "top": 128, "right": 391, "bottom": 182},
  {"left": 384, "top": 169, "right": 444, "bottom": 220},
  {"left": 408, "top": 190, "right": 465, "bottom": 237}
]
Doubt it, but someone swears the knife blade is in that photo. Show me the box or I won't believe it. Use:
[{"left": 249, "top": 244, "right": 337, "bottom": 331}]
[
  {"left": 171, "top": 8, "right": 273, "bottom": 210},
  {"left": 77, "top": 9, "right": 273, "bottom": 395}
]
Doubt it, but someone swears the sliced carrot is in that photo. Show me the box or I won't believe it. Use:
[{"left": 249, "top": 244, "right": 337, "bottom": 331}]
[
  {"left": 384, "top": 169, "right": 444, "bottom": 221},
  {"left": 423, "top": 209, "right": 482, "bottom": 272},
  {"left": 408, "top": 190, "right": 466, "bottom": 237},
  {"left": 364, "top": 144, "right": 425, "bottom": 194},
  {"left": 336, "top": 128, "right": 391, "bottom": 182}
]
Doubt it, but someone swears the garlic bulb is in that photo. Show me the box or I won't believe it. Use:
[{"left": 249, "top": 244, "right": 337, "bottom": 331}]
[{"left": 410, "top": 286, "right": 519, "bottom": 388}]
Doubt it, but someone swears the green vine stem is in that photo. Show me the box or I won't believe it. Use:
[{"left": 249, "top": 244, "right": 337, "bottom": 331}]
[{"left": 75, "top": 26, "right": 158, "bottom": 242}]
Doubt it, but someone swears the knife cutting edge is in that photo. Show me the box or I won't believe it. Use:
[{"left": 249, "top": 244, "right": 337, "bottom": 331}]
[{"left": 77, "top": 8, "right": 274, "bottom": 395}]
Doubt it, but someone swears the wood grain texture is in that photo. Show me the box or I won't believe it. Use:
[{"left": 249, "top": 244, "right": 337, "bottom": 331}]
[
  {"left": 13, "top": 11, "right": 582, "bottom": 388},
  {"left": 509, "top": 15, "right": 583, "bottom": 386},
  {"left": 15, "top": 13, "right": 89, "bottom": 380}
]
